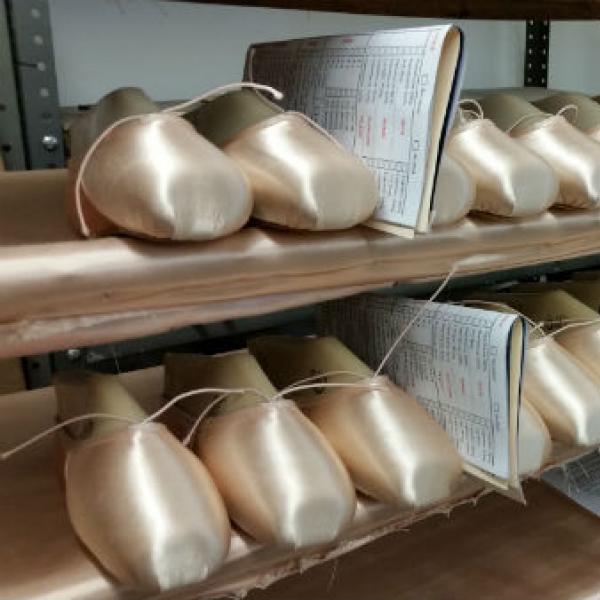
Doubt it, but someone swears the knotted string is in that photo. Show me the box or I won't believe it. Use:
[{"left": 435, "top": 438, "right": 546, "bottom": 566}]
[
  {"left": 546, "top": 316, "right": 600, "bottom": 338},
  {"left": 457, "top": 98, "right": 484, "bottom": 124},
  {"left": 0, "top": 386, "right": 270, "bottom": 460},
  {"left": 0, "top": 413, "right": 138, "bottom": 461},
  {"left": 506, "top": 103, "right": 579, "bottom": 135},
  {"left": 278, "top": 254, "right": 510, "bottom": 395},
  {"left": 74, "top": 81, "right": 284, "bottom": 238}
]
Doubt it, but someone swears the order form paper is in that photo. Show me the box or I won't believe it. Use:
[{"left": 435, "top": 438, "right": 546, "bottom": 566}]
[
  {"left": 321, "top": 296, "right": 519, "bottom": 480},
  {"left": 247, "top": 25, "right": 460, "bottom": 229},
  {"left": 544, "top": 451, "right": 600, "bottom": 515}
]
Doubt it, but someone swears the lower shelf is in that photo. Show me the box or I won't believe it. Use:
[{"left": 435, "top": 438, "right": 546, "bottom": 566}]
[
  {"left": 0, "top": 366, "right": 597, "bottom": 600},
  {"left": 2, "top": 170, "right": 600, "bottom": 358}
]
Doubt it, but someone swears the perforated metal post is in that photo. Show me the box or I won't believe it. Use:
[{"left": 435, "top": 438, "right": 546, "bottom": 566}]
[
  {"left": 524, "top": 19, "right": 550, "bottom": 88},
  {"left": 7, "top": 0, "right": 64, "bottom": 169},
  {"left": 0, "top": 0, "right": 26, "bottom": 169}
]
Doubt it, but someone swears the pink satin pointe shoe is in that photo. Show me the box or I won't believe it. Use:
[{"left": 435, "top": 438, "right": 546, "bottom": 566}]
[
  {"left": 181, "top": 86, "right": 378, "bottom": 230},
  {"left": 479, "top": 92, "right": 600, "bottom": 209},
  {"left": 248, "top": 336, "right": 463, "bottom": 509},
  {"left": 163, "top": 350, "right": 356, "bottom": 548},
  {"left": 55, "top": 371, "right": 230, "bottom": 592},
  {"left": 67, "top": 86, "right": 252, "bottom": 241},
  {"left": 534, "top": 92, "right": 600, "bottom": 144},
  {"left": 430, "top": 153, "right": 475, "bottom": 227},
  {"left": 446, "top": 108, "right": 558, "bottom": 217}
]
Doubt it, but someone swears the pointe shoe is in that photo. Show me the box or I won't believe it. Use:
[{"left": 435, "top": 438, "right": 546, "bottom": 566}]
[
  {"left": 478, "top": 93, "right": 600, "bottom": 209},
  {"left": 518, "top": 399, "right": 552, "bottom": 475},
  {"left": 181, "top": 86, "right": 378, "bottom": 230},
  {"left": 248, "top": 336, "right": 463, "bottom": 508},
  {"left": 430, "top": 153, "right": 475, "bottom": 227},
  {"left": 524, "top": 337, "right": 600, "bottom": 445},
  {"left": 484, "top": 289, "right": 600, "bottom": 383},
  {"left": 534, "top": 92, "right": 600, "bottom": 144},
  {"left": 163, "top": 350, "right": 356, "bottom": 548},
  {"left": 446, "top": 111, "right": 558, "bottom": 217},
  {"left": 68, "top": 87, "right": 158, "bottom": 160},
  {"left": 67, "top": 86, "right": 252, "bottom": 241},
  {"left": 55, "top": 371, "right": 230, "bottom": 591}
]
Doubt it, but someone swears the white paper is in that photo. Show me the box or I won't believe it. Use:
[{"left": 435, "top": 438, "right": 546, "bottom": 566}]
[
  {"left": 543, "top": 451, "right": 600, "bottom": 515},
  {"left": 320, "top": 296, "right": 519, "bottom": 480},
  {"left": 247, "top": 25, "right": 457, "bottom": 229}
]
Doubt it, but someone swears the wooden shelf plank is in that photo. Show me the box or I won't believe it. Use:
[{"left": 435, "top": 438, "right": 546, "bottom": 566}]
[
  {"left": 175, "top": 0, "right": 600, "bottom": 20},
  {"left": 1, "top": 366, "right": 598, "bottom": 600},
  {"left": 2, "top": 169, "right": 600, "bottom": 359}
]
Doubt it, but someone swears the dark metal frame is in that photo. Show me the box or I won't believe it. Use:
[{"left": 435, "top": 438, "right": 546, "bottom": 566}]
[{"left": 524, "top": 19, "right": 550, "bottom": 87}]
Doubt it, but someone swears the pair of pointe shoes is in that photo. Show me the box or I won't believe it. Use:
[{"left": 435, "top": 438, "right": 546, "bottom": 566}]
[
  {"left": 164, "top": 338, "right": 464, "bottom": 523},
  {"left": 479, "top": 92, "right": 600, "bottom": 209},
  {"left": 433, "top": 91, "right": 600, "bottom": 226},
  {"left": 471, "top": 289, "right": 600, "bottom": 447},
  {"left": 67, "top": 85, "right": 378, "bottom": 241}
]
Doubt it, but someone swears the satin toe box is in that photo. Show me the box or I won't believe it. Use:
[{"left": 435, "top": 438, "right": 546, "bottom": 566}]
[
  {"left": 197, "top": 401, "right": 356, "bottom": 548},
  {"left": 224, "top": 114, "right": 378, "bottom": 230},
  {"left": 555, "top": 323, "right": 600, "bottom": 382},
  {"left": 524, "top": 338, "right": 600, "bottom": 445},
  {"left": 65, "top": 423, "right": 230, "bottom": 591},
  {"left": 80, "top": 114, "right": 251, "bottom": 241},
  {"left": 431, "top": 154, "right": 475, "bottom": 226},
  {"left": 516, "top": 116, "right": 600, "bottom": 208},
  {"left": 447, "top": 119, "right": 558, "bottom": 217},
  {"left": 518, "top": 400, "right": 552, "bottom": 476},
  {"left": 305, "top": 377, "right": 463, "bottom": 508}
]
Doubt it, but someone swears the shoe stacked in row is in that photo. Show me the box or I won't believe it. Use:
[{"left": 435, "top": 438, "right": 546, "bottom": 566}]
[
  {"left": 467, "top": 285, "right": 600, "bottom": 447},
  {"left": 432, "top": 91, "right": 600, "bottom": 227},
  {"left": 66, "top": 84, "right": 378, "bottom": 241},
  {"left": 53, "top": 337, "right": 467, "bottom": 593}
]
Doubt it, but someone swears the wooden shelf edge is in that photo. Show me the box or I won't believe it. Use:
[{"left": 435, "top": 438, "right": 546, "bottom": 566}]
[{"left": 171, "top": 0, "right": 600, "bottom": 20}]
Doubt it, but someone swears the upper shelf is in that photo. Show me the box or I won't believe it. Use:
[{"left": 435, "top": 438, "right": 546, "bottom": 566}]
[
  {"left": 2, "top": 168, "right": 600, "bottom": 359},
  {"left": 179, "top": 0, "right": 600, "bottom": 20}
]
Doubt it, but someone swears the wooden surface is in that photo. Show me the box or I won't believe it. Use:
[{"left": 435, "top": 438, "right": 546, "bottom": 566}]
[
  {"left": 178, "top": 0, "right": 600, "bottom": 19},
  {"left": 250, "top": 480, "right": 600, "bottom": 600}
]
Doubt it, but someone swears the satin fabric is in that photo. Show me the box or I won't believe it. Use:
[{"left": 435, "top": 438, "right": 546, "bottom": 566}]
[
  {"left": 302, "top": 376, "right": 463, "bottom": 507},
  {"left": 446, "top": 118, "right": 558, "bottom": 217},
  {"left": 248, "top": 336, "right": 462, "bottom": 507},
  {"left": 555, "top": 322, "right": 600, "bottom": 383},
  {"left": 65, "top": 422, "right": 231, "bottom": 591},
  {"left": 197, "top": 401, "right": 356, "bottom": 548},
  {"left": 524, "top": 337, "right": 600, "bottom": 445},
  {"left": 431, "top": 153, "right": 475, "bottom": 226},
  {"left": 223, "top": 112, "right": 378, "bottom": 230},
  {"left": 518, "top": 400, "right": 552, "bottom": 475},
  {"left": 534, "top": 92, "right": 600, "bottom": 138},
  {"left": 68, "top": 87, "right": 158, "bottom": 160},
  {"left": 69, "top": 113, "right": 252, "bottom": 241},
  {"left": 513, "top": 116, "right": 600, "bottom": 209}
]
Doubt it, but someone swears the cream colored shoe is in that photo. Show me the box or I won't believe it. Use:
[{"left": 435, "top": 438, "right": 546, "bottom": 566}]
[
  {"left": 54, "top": 371, "right": 230, "bottom": 592},
  {"left": 163, "top": 350, "right": 356, "bottom": 549}
]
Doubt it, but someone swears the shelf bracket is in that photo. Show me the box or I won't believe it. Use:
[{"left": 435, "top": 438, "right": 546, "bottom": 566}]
[{"left": 524, "top": 19, "right": 550, "bottom": 88}]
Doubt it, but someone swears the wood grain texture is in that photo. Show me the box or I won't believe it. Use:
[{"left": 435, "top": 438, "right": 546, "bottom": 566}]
[
  {"left": 176, "top": 0, "right": 600, "bottom": 20},
  {"left": 250, "top": 480, "right": 600, "bottom": 600}
]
